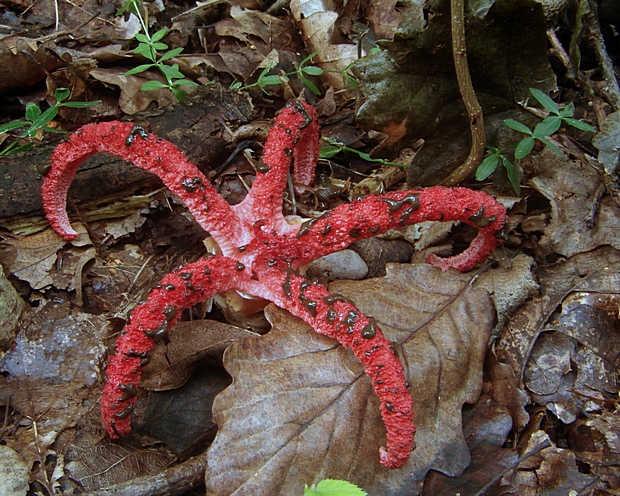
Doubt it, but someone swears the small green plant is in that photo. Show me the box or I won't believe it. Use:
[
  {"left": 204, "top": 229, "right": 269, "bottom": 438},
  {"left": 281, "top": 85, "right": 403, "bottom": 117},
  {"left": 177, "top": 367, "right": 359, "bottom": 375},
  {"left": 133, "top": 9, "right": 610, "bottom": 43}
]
[
  {"left": 475, "top": 144, "right": 523, "bottom": 195},
  {"left": 118, "top": 0, "right": 199, "bottom": 101},
  {"left": 230, "top": 63, "right": 283, "bottom": 93},
  {"left": 231, "top": 52, "right": 357, "bottom": 95},
  {"left": 320, "top": 136, "right": 404, "bottom": 167},
  {"left": 0, "top": 88, "right": 100, "bottom": 156},
  {"left": 476, "top": 88, "right": 596, "bottom": 195},
  {"left": 304, "top": 478, "right": 367, "bottom": 496}
]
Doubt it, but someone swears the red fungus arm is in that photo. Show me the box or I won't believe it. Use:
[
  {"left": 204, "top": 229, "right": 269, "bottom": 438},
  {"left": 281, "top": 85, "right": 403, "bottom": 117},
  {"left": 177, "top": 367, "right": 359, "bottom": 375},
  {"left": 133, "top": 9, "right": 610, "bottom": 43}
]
[
  {"left": 294, "top": 186, "right": 507, "bottom": 271},
  {"left": 234, "top": 100, "right": 319, "bottom": 233},
  {"left": 102, "top": 255, "right": 243, "bottom": 437},
  {"left": 41, "top": 121, "right": 244, "bottom": 252},
  {"left": 254, "top": 264, "right": 415, "bottom": 469}
]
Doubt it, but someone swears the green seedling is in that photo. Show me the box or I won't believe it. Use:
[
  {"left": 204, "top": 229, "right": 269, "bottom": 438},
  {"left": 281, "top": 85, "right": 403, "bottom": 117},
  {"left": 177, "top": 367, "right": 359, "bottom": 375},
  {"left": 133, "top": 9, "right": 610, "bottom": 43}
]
[
  {"left": 230, "top": 63, "right": 283, "bottom": 93},
  {"left": 320, "top": 136, "right": 404, "bottom": 168},
  {"left": 476, "top": 87, "right": 596, "bottom": 195},
  {"left": 295, "top": 52, "right": 325, "bottom": 95},
  {"left": 231, "top": 52, "right": 357, "bottom": 95},
  {"left": 118, "top": 0, "right": 199, "bottom": 101},
  {"left": 340, "top": 61, "right": 359, "bottom": 89},
  {"left": 476, "top": 145, "right": 522, "bottom": 196},
  {"left": 0, "top": 88, "right": 100, "bottom": 156},
  {"left": 304, "top": 478, "right": 367, "bottom": 496}
]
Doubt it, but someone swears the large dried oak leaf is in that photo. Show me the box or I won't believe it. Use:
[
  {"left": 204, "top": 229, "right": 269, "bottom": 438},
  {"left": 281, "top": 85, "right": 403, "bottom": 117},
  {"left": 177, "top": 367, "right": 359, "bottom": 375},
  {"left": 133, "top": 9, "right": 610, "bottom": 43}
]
[{"left": 206, "top": 263, "right": 497, "bottom": 495}]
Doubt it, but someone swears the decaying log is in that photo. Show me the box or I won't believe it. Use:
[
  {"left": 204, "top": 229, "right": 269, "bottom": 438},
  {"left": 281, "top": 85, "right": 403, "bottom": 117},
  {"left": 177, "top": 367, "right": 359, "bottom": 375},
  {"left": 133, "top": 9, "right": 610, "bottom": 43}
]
[{"left": 0, "top": 85, "right": 253, "bottom": 225}]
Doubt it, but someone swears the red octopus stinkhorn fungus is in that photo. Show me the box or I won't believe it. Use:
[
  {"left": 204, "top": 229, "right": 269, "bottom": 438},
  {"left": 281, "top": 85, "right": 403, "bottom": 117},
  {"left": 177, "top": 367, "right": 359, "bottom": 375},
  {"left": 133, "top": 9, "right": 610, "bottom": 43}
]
[{"left": 41, "top": 100, "right": 507, "bottom": 469}]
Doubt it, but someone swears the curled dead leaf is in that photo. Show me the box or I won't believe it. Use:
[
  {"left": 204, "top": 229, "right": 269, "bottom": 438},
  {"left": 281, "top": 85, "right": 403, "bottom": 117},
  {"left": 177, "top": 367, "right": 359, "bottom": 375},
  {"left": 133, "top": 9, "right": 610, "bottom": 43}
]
[
  {"left": 142, "top": 320, "right": 259, "bottom": 390},
  {"left": 0, "top": 226, "right": 94, "bottom": 305}
]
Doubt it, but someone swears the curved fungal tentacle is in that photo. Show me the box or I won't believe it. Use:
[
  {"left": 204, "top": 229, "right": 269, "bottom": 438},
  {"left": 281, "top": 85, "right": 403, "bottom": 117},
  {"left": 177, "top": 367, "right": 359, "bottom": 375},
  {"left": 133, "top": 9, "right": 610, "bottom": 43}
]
[
  {"left": 234, "top": 100, "right": 319, "bottom": 234},
  {"left": 41, "top": 121, "right": 244, "bottom": 251},
  {"left": 253, "top": 263, "right": 415, "bottom": 469},
  {"left": 293, "top": 187, "right": 507, "bottom": 271},
  {"left": 102, "top": 255, "right": 243, "bottom": 437}
]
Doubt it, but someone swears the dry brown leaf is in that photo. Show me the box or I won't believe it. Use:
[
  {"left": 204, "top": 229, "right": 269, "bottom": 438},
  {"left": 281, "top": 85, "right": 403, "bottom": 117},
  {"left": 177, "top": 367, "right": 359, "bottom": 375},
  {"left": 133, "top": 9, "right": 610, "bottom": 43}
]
[
  {"left": 0, "top": 37, "right": 53, "bottom": 93},
  {"left": 89, "top": 67, "right": 177, "bottom": 114},
  {"left": 492, "top": 247, "right": 620, "bottom": 493},
  {"left": 0, "top": 445, "right": 29, "bottom": 496},
  {"left": 0, "top": 303, "right": 107, "bottom": 423},
  {"left": 349, "top": 163, "right": 408, "bottom": 198},
  {"left": 142, "top": 320, "right": 259, "bottom": 390},
  {"left": 28, "top": 0, "right": 130, "bottom": 44},
  {"left": 64, "top": 443, "right": 175, "bottom": 492},
  {"left": 65, "top": 451, "right": 207, "bottom": 495},
  {"left": 215, "top": 6, "right": 290, "bottom": 44},
  {"left": 495, "top": 247, "right": 620, "bottom": 374},
  {"left": 0, "top": 302, "right": 108, "bottom": 477},
  {"left": 499, "top": 431, "right": 596, "bottom": 494},
  {"left": 524, "top": 291, "right": 620, "bottom": 423},
  {"left": 169, "top": 0, "right": 263, "bottom": 47},
  {"left": 207, "top": 263, "right": 503, "bottom": 495},
  {"left": 0, "top": 263, "right": 25, "bottom": 347},
  {"left": 568, "top": 410, "right": 620, "bottom": 479},
  {"left": 1, "top": 229, "right": 65, "bottom": 289},
  {"left": 586, "top": 413, "right": 620, "bottom": 455},
  {"left": 531, "top": 149, "right": 620, "bottom": 257},
  {"left": 142, "top": 366, "right": 231, "bottom": 457},
  {"left": 495, "top": 247, "right": 620, "bottom": 418},
  {"left": 137, "top": 312, "right": 261, "bottom": 458},
  {"left": 367, "top": 0, "right": 403, "bottom": 39},
  {"left": 476, "top": 254, "right": 539, "bottom": 331},
  {"left": 179, "top": 53, "right": 239, "bottom": 80},
  {"left": 422, "top": 393, "right": 519, "bottom": 494},
  {"left": 47, "top": 55, "right": 99, "bottom": 124},
  {"left": 0, "top": 226, "right": 94, "bottom": 295},
  {"left": 207, "top": 305, "right": 385, "bottom": 495},
  {"left": 290, "top": 0, "right": 357, "bottom": 91},
  {"left": 485, "top": 351, "right": 531, "bottom": 433},
  {"left": 215, "top": 39, "right": 273, "bottom": 81},
  {"left": 91, "top": 207, "right": 151, "bottom": 240}
]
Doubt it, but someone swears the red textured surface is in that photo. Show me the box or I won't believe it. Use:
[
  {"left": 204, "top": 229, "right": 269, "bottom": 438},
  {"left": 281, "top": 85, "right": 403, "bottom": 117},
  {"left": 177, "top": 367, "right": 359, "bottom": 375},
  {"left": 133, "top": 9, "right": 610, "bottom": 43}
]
[
  {"left": 293, "top": 187, "right": 506, "bottom": 271},
  {"left": 42, "top": 100, "right": 508, "bottom": 469},
  {"left": 255, "top": 266, "right": 415, "bottom": 469},
  {"left": 234, "top": 100, "right": 319, "bottom": 233},
  {"left": 102, "top": 256, "right": 243, "bottom": 436},
  {"left": 41, "top": 121, "right": 244, "bottom": 251}
]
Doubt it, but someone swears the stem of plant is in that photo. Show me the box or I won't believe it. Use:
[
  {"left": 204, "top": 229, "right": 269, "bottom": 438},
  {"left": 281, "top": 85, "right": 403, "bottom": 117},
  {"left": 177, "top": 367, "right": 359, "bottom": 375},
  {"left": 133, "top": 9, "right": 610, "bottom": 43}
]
[{"left": 442, "top": 0, "right": 486, "bottom": 187}]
